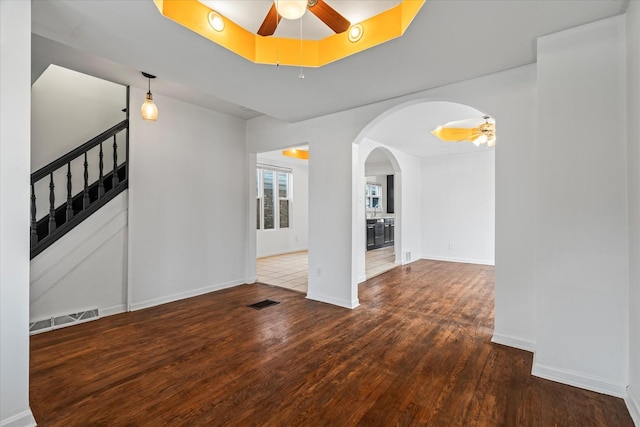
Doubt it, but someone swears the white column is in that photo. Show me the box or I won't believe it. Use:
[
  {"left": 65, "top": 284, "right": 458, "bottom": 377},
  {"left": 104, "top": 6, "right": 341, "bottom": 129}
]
[
  {"left": 0, "top": 0, "right": 37, "bottom": 425},
  {"left": 307, "top": 132, "right": 358, "bottom": 309},
  {"left": 534, "top": 16, "right": 628, "bottom": 397}
]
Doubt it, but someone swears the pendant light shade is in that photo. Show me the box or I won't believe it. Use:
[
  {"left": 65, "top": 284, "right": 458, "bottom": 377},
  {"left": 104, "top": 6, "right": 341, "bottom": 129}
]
[
  {"left": 275, "top": 0, "right": 307, "bottom": 20},
  {"left": 140, "top": 72, "right": 158, "bottom": 122},
  {"left": 141, "top": 93, "right": 158, "bottom": 122}
]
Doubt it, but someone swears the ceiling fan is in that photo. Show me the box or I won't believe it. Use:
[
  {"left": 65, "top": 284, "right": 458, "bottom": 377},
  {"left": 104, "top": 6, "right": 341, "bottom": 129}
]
[
  {"left": 431, "top": 116, "right": 496, "bottom": 147},
  {"left": 258, "top": 0, "right": 351, "bottom": 36}
]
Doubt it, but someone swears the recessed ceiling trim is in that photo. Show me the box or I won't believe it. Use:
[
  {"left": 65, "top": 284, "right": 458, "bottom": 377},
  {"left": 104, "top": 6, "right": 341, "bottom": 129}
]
[{"left": 152, "top": 0, "right": 425, "bottom": 67}]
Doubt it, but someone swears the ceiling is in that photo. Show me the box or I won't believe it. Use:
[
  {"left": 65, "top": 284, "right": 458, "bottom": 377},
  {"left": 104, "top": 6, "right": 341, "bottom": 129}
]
[
  {"left": 366, "top": 101, "right": 489, "bottom": 158},
  {"left": 31, "top": 0, "right": 628, "bottom": 124}
]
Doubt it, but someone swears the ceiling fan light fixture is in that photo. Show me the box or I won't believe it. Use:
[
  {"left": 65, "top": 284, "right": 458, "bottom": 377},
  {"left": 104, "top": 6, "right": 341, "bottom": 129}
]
[
  {"left": 282, "top": 148, "right": 309, "bottom": 160},
  {"left": 348, "top": 24, "right": 363, "bottom": 42},
  {"left": 208, "top": 11, "right": 224, "bottom": 32},
  {"left": 275, "top": 0, "right": 307, "bottom": 20},
  {"left": 431, "top": 115, "right": 496, "bottom": 147},
  {"left": 478, "top": 116, "right": 496, "bottom": 146}
]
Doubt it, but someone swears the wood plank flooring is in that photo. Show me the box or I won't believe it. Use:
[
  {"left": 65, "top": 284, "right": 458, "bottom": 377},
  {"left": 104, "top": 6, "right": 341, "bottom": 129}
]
[{"left": 30, "top": 260, "right": 633, "bottom": 426}]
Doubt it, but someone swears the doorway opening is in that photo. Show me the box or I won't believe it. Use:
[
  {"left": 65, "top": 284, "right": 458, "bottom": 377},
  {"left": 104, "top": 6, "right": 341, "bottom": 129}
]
[
  {"left": 353, "top": 100, "right": 496, "bottom": 302},
  {"left": 364, "top": 148, "right": 399, "bottom": 279},
  {"left": 255, "top": 146, "right": 309, "bottom": 293}
]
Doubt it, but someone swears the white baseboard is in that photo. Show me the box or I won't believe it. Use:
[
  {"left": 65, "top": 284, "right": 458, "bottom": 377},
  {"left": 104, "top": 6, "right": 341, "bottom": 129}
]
[
  {"left": 306, "top": 292, "right": 359, "bottom": 309},
  {"left": 626, "top": 385, "right": 640, "bottom": 426},
  {"left": 246, "top": 276, "right": 258, "bottom": 284},
  {"left": 532, "top": 360, "right": 627, "bottom": 398},
  {"left": 421, "top": 255, "right": 495, "bottom": 266},
  {"left": 0, "top": 409, "right": 36, "bottom": 427},
  {"left": 357, "top": 274, "right": 367, "bottom": 284},
  {"left": 491, "top": 332, "right": 536, "bottom": 352},
  {"left": 101, "top": 303, "right": 126, "bottom": 317},
  {"left": 130, "top": 279, "right": 246, "bottom": 311}
]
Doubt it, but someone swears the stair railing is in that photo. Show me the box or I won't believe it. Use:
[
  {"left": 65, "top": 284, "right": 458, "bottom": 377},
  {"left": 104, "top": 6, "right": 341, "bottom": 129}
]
[{"left": 30, "top": 88, "right": 130, "bottom": 259}]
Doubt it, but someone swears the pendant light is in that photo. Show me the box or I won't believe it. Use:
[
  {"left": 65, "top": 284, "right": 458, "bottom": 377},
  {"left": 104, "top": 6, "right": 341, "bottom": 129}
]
[{"left": 140, "top": 72, "right": 158, "bottom": 122}]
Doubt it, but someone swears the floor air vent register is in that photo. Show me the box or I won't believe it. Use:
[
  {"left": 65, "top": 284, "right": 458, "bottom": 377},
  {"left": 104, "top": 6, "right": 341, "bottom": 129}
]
[
  {"left": 29, "top": 308, "right": 99, "bottom": 335},
  {"left": 247, "top": 299, "right": 280, "bottom": 310}
]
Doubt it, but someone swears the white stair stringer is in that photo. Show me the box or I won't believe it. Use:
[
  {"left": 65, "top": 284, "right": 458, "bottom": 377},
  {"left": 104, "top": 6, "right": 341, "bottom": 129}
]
[{"left": 30, "top": 190, "right": 128, "bottom": 324}]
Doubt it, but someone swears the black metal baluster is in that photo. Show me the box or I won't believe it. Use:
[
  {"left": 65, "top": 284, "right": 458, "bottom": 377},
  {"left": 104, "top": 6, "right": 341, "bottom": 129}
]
[
  {"left": 112, "top": 135, "right": 119, "bottom": 186},
  {"left": 48, "top": 173, "right": 56, "bottom": 233},
  {"left": 66, "top": 162, "right": 73, "bottom": 221},
  {"left": 83, "top": 152, "right": 90, "bottom": 209},
  {"left": 98, "top": 142, "right": 105, "bottom": 198},
  {"left": 30, "top": 183, "right": 38, "bottom": 245}
]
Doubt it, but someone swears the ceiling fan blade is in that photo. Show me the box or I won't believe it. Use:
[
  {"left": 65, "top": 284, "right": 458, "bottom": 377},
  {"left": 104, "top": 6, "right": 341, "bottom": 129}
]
[
  {"left": 257, "top": 3, "right": 281, "bottom": 36},
  {"left": 308, "top": 0, "right": 350, "bottom": 34}
]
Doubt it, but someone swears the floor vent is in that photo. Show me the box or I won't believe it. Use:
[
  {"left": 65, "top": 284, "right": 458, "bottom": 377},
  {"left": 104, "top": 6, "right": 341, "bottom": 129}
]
[
  {"left": 29, "top": 308, "right": 99, "bottom": 335},
  {"left": 247, "top": 299, "right": 280, "bottom": 310}
]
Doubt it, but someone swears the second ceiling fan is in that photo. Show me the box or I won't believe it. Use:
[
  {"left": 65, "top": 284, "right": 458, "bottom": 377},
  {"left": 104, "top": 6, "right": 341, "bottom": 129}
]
[{"left": 258, "top": 0, "right": 351, "bottom": 36}]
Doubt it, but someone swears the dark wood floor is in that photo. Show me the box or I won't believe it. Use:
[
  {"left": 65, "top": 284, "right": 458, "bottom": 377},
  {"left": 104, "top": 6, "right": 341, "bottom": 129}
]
[{"left": 30, "top": 260, "right": 633, "bottom": 426}]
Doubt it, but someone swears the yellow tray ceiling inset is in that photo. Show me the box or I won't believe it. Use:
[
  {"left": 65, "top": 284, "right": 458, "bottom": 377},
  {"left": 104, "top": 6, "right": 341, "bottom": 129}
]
[{"left": 153, "top": 0, "right": 425, "bottom": 67}]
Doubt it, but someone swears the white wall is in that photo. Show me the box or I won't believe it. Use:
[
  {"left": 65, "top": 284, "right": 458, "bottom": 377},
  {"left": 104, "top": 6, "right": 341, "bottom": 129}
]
[
  {"left": 626, "top": 0, "right": 640, "bottom": 423},
  {"left": 256, "top": 156, "right": 309, "bottom": 257},
  {"left": 30, "top": 191, "right": 128, "bottom": 323},
  {"left": 308, "top": 126, "right": 358, "bottom": 307},
  {"left": 421, "top": 150, "right": 495, "bottom": 265},
  {"left": 31, "top": 64, "right": 126, "bottom": 171},
  {"left": 128, "top": 87, "right": 250, "bottom": 310},
  {"left": 534, "top": 16, "right": 628, "bottom": 396},
  {"left": 0, "top": 0, "right": 36, "bottom": 425}
]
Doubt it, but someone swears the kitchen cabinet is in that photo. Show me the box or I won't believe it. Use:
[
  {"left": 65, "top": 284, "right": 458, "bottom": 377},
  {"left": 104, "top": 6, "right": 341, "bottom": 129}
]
[
  {"left": 366, "top": 218, "right": 394, "bottom": 250},
  {"left": 366, "top": 220, "right": 375, "bottom": 250},
  {"left": 384, "top": 218, "right": 394, "bottom": 245},
  {"left": 374, "top": 221, "right": 385, "bottom": 247}
]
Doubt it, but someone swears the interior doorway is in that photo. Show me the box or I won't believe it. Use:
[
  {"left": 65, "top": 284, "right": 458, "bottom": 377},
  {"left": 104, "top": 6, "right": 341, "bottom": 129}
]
[
  {"left": 352, "top": 100, "right": 496, "bottom": 303},
  {"left": 364, "top": 148, "right": 399, "bottom": 279},
  {"left": 255, "top": 146, "right": 309, "bottom": 293}
]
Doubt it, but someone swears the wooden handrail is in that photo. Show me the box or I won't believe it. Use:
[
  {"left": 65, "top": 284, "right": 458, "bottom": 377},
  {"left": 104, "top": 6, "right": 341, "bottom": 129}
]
[{"left": 31, "top": 119, "right": 128, "bottom": 183}]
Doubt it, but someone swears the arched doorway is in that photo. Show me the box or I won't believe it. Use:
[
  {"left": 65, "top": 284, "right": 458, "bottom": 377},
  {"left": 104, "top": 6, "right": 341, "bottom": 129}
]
[{"left": 352, "top": 100, "right": 496, "bottom": 300}]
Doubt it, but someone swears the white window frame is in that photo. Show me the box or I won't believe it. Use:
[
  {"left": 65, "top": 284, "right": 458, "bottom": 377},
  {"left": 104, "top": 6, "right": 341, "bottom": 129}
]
[
  {"left": 365, "top": 183, "right": 382, "bottom": 211},
  {"left": 257, "top": 164, "right": 292, "bottom": 231}
]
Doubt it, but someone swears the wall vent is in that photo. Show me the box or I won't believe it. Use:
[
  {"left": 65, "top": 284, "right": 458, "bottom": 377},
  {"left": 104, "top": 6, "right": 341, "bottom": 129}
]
[
  {"left": 29, "top": 308, "right": 99, "bottom": 335},
  {"left": 404, "top": 251, "right": 412, "bottom": 263}
]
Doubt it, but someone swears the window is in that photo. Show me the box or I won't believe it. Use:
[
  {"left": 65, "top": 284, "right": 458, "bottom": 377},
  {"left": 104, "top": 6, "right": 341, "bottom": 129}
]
[
  {"left": 257, "top": 165, "right": 292, "bottom": 230},
  {"left": 365, "top": 183, "right": 382, "bottom": 210}
]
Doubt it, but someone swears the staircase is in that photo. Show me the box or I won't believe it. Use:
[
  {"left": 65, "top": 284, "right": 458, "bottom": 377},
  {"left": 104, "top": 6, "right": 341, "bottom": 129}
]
[{"left": 30, "top": 118, "right": 129, "bottom": 259}]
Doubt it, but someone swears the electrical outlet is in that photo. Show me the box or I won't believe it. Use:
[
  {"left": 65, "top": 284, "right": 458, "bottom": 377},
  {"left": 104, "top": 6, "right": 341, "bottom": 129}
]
[{"left": 448, "top": 243, "right": 454, "bottom": 250}]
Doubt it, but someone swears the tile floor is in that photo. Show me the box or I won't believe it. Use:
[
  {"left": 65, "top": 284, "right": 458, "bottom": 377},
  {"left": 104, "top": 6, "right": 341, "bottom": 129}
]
[{"left": 256, "top": 246, "right": 397, "bottom": 293}]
